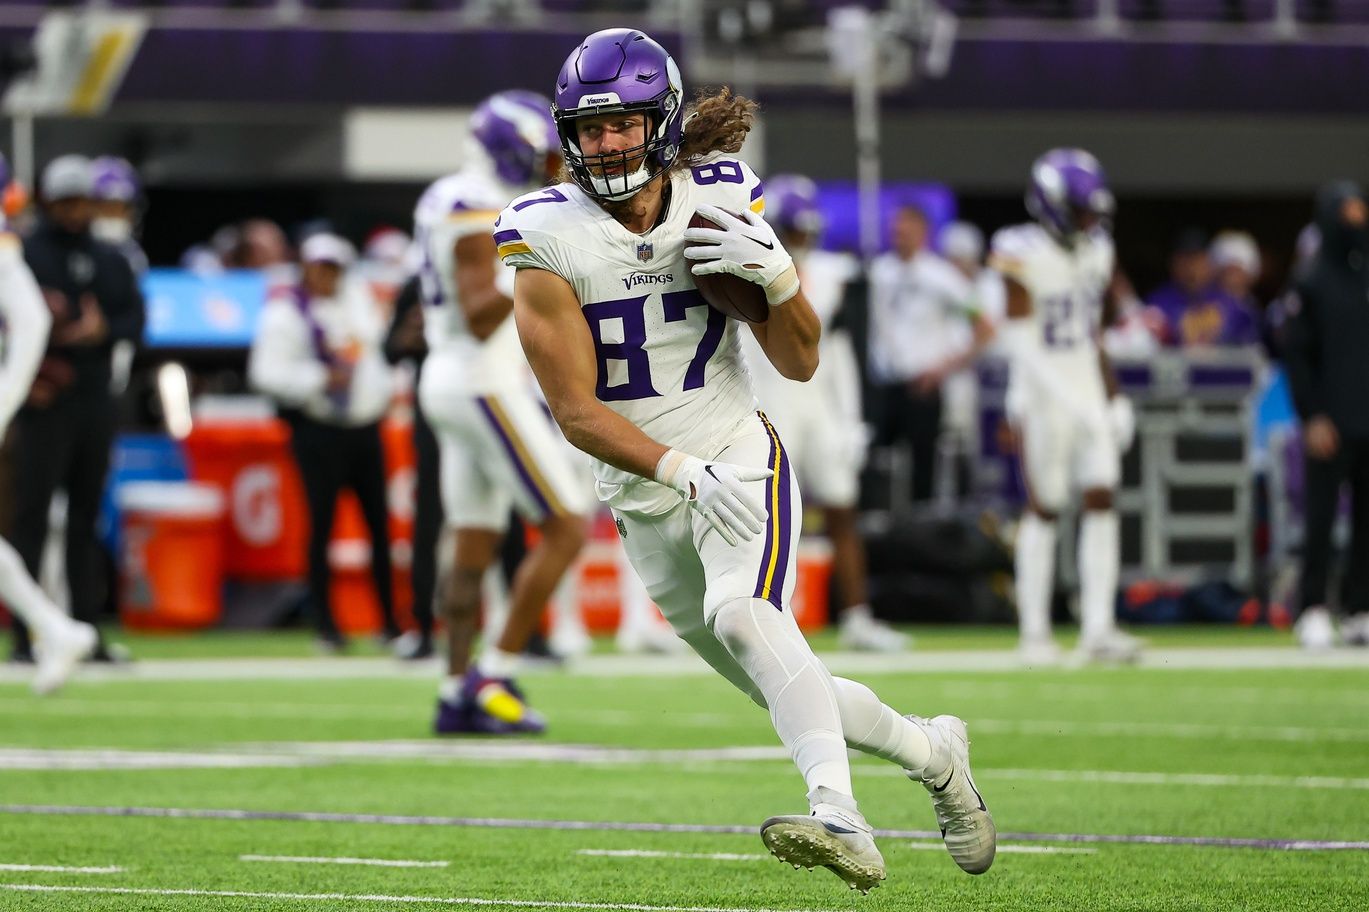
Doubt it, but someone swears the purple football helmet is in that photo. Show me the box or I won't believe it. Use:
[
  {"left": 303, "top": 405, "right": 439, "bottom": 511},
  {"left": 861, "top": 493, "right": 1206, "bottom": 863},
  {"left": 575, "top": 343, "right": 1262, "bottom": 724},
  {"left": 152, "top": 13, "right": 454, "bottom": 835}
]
[
  {"left": 1026, "top": 148, "right": 1114, "bottom": 243},
  {"left": 765, "top": 174, "right": 824, "bottom": 237},
  {"left": 552, "top": 28, "right": 684, "bottom": 201},
  {"left": 470, "top": 90, "right": 558, "bottom": 188},
  {"left": 91, "top": 156, "right": 140, "bottom": 203}
]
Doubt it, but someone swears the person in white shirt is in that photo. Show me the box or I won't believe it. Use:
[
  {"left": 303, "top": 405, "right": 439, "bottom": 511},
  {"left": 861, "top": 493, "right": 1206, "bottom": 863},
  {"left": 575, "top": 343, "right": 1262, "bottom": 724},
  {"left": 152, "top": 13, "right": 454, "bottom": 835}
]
[
  {"left": 248, "top": 233, "right": 399, "bottom": 652},
  {"left": 867, "top": 206, "right": 994, "bottom": 504}
]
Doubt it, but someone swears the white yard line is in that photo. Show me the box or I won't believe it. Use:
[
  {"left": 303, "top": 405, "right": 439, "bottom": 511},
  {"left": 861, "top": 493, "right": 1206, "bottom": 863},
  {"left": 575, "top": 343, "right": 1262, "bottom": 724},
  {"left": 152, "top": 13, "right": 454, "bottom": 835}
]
[
  {"left": 0, "top": 748, "right": 324, "bottom": 771},
  {"left": 899, "top": 843, "right": 1096, "bottom": 856},
  {"left": 240, "top": 854, "right": 449, "bottom": 868},
  {"left": 0, "top": 646, "right": 1364, "bottom": 685},
  {"left": 0, "top": 884, "right": 845, "bottom": 912},
  {"left": 576, "top": 850, "right": 768, "bottom": 862},
  {"left": 0, "top": 863, "right": 123, "bottom": 873}
]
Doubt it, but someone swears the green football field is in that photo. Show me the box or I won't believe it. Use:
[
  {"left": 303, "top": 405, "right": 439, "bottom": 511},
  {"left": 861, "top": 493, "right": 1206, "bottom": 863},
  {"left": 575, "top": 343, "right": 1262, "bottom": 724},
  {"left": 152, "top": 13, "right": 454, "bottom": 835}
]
[{"left": 0, "top": 627, "right": 1366, "bottom": 911}]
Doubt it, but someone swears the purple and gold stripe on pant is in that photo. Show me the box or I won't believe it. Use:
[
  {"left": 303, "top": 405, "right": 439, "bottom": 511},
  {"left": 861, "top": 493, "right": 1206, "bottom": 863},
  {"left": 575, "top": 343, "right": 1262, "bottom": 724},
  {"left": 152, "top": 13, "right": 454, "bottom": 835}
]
[
  {"left": 475, "top": 395, "right": 568, "bottom": 519},
  {"left": 754, "top": 411, "right": 793, "bottom": 610}
]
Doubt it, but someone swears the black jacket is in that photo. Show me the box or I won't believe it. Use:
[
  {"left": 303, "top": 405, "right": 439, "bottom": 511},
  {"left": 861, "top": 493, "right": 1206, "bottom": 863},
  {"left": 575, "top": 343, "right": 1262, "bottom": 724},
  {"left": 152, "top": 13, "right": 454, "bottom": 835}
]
[
  {"left": 23, "top": 218, "right": 145, "bottom": 395},
  {"left": 1284, "top": 181, "right": 1369, "bottom": 439}
]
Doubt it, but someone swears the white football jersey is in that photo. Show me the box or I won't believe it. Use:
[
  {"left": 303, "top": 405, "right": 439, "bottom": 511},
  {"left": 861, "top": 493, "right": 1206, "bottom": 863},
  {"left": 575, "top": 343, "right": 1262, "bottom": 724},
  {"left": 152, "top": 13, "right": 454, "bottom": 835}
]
[
  {"left": 414, "top": 169, "right": 526, "bottom": 391},
  {"left": 989, "top": 222, "right": 1113, "bottom": 402},
  {"left": 497, "top": 155, "right": 768, "bottom": 513},
  {"left": 741, "top": 248, "right": 861, "bottom": 423}
]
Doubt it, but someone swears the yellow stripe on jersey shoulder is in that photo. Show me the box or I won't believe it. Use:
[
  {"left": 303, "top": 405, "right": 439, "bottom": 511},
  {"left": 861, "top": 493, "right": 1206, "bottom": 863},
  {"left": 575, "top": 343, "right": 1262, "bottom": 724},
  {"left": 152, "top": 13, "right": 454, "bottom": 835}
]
[
  {"left": 498, "top": 241, "right": 533, "bottom": 259},
  {"left": 749, "top": 195, "right": 765, "bottom": 215}
]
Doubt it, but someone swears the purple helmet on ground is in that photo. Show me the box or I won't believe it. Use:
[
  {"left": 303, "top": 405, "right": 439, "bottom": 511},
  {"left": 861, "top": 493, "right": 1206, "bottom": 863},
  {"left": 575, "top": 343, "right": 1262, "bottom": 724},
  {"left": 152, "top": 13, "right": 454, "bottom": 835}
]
[
  {"left": 765, "top": 174, "right": 824, "bottom": 237},
  {"left": 91, "top": 156, "right": 140, "bottom": 203},
  {"left": 1026, "top": 148, "right": 1114, "bottom": 243},
  {"left": 552, "top": 28, "right": 684, "bottom": 201},
  {"left": 470, "top": 90, "right": 558, "bottom": 188}
]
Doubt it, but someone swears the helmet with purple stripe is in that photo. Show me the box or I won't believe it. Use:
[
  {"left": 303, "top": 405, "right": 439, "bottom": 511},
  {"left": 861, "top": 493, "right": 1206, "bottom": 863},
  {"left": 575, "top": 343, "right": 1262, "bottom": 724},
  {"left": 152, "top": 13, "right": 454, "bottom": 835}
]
[
  {"left": 552, "top": 28, "right": 684, "bottom": 201},
  {"left": 765, "top": 174, "right": 824, "bottom": 237},
  {"left": 91, "top": 156, "right": 140, "bottom": 203},
  {"left": 1026, "top": 148, "right": 1114, "bottom": 243},
  {"left": 470, "top": 90, "right": 558, "bottom": 188}
]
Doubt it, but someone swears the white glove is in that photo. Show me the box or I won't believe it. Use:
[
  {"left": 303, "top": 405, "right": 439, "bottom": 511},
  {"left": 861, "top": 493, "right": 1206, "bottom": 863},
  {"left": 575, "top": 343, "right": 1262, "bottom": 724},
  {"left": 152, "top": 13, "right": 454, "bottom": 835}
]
[
  {"left": 655, "top": 448, "right": 773, "bottom": 546},
  {"left": 1108, "top": 395, "right": 1136, "bottom": 452},
  {"left": 682, "top": 205, "right": 800, "bottom": 306}
]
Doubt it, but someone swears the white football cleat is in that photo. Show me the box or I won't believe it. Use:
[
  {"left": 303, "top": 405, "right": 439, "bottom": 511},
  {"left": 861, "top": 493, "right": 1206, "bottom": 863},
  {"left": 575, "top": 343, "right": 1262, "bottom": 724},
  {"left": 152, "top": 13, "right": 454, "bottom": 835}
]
[
  {"left": 909, "top": 714, "right": 996, "bottom": 875},
  {"left": 32, "top": 621, "right": 97, "bottom": 696},
  {"left": 615, "top": 621, "right": 686, "bottom": 654},
  {"left": 1296, "top": 606, "right": 1338, "bottom": 650},
  {"left": 548, "top": 622, "right": 593, "bottom": 661},
  {"left": 761, "top": 792, "right": 886, "bottom": 893},
  {"left": 1017, "top": 636, "right": 1064, "bottom": 667},
  {"left": 1076, "top": 628, "right": 1144, "bottom": 664},
  {"left": 838, "top": 607, "right": 910, "bottom": 653}
]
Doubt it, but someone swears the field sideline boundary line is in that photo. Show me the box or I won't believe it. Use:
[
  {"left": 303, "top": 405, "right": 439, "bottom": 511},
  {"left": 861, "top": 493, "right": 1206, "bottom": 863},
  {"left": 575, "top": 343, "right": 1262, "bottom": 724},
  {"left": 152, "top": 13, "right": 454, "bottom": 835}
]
[
  {"left": 0, "top": 884, "right": 846, "bottom": 912},
  {"left": 2, "top": 804, "right": 1366, "bottom": 852}
]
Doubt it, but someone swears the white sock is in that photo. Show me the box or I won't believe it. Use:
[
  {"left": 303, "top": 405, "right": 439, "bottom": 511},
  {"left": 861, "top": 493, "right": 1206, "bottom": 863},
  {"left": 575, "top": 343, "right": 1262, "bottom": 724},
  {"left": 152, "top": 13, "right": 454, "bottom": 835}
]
[
  {"left": 1015, "top": 513, "right": 1057, "bottom": 642},
  {"left": 438, "top": 675, "right": 463, "bottom": 703},
  {"left": 0, "top": 537, "right": 68, "bottom": 640},
  {"left": 1078, "top": 509, "right": 1120, "bottom": 641},
  {"left": 476, "top": 646, "right": 520, "bottom": 680},
  {"left": 830, "top": 676, "right": 933, "bottom": 772},
  {"left": 481, "top": 565, "right": 510, "bottom": 642},
  {"left": 709, "top": 597, "right": 853, "bottom": 799}
]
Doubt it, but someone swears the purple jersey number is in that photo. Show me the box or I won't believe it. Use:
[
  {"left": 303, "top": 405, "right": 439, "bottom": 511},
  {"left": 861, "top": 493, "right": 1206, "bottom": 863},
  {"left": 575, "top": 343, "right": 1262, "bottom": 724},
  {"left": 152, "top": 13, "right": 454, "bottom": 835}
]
[
  {"left": 1041, "top": 292, "right": 1087, "bottom": 349},
  {"left": 690, "top": 161, "right": 746, "bottom": 186},
  {"left": 582, "top": 289, "right": 727, "bottom": 402},
  {"left": 511, "top": 188, "right": 567, "bottom": 212}
]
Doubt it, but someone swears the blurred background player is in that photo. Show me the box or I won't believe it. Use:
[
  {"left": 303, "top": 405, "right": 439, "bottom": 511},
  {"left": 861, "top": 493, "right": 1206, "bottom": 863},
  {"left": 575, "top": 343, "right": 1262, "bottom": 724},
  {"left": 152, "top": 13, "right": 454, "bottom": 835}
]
[
  {"left": 739, "top": 174, "right": 907, "bottom": 652},
  {"left": 992, "top": 148, "right": 1139, "bottom": 664},
  {"left": 415, "top": 90, "right": 589, "bottom": 735},
  {"left": 9, "top": 154, "right": 144, "bottom": 665},
  {"left": 248, "top": 233, "right": 400, "bottom": 652},
  {"left": 0, "top": 152, "right": 97, "bottom": 693},
  {"left": 505, "top": 28, "right": 994, "bottom": 887},
  {"left": 868, "top": 204, "right": 994, "bottom": 505}
]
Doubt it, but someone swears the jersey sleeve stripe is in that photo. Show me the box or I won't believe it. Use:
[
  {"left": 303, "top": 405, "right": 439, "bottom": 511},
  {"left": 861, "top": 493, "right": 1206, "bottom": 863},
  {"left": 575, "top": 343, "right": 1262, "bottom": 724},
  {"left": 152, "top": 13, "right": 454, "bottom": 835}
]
[
  {"left": 749, "top": 182, "right": 764, "bottom": 201},
  {"left": 753, "top": 411, "right": 793, "bottom": 609},
  {"left": 749, "top": 196, "right": 765, "bottom": 215},
  {"left": 493, "top": 229, "right": 523, "bottom": 246},
  {"left": 497, "top": 241, "right": 534, "bottom": 258},
  {"left": 476, "top": 395, "right": 569, "bottom": 518}
]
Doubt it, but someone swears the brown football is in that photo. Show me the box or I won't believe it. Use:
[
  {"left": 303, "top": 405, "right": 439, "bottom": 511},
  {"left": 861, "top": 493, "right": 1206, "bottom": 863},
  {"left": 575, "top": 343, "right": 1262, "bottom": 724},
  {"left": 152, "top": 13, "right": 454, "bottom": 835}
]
[{"left": 686, "top": 212, "right": 770, "bottom": 324}]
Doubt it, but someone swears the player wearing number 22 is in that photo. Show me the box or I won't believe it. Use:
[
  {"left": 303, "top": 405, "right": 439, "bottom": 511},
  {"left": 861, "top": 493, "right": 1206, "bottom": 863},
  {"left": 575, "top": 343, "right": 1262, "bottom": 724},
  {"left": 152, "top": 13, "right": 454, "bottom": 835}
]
[
  {"left": 499, "top": 28, "right": 995, "bottom": 890},
  {"left": 989, "top": 148, "right": 1140, "bottom": 665}
]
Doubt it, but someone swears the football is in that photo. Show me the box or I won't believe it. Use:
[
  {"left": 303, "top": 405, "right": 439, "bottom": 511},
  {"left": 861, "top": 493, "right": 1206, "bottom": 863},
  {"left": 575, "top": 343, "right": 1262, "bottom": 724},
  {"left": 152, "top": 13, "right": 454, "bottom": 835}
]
[{"left": 686, "top": 212, "right": 770, "bottom": 324}]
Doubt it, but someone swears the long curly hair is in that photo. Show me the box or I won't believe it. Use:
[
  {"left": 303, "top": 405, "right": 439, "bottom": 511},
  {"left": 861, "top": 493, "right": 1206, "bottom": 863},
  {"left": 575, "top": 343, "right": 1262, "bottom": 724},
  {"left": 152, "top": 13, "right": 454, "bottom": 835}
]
[{"left": 674, "top": 87, "right": 759, "bottom": 167}]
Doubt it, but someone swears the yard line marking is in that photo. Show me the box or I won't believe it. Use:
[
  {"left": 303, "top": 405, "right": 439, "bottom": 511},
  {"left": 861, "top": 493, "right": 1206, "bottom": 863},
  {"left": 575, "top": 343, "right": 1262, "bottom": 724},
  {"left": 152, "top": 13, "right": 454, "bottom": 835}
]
[
  {"left": 576, "top": 850, "right": 768, "bottom": 862},
  {"left": 0, "top": 884, "right": 843, "bottom": 912},
  {"left": 240, "top": 854, "right": 450, "bottom": 868},
  {"left": 0, "top": 748, "right": 323, "bottom": 771},
  {"left": 0, "top": 864, "right": 123, "bottom": 873},
  {"left": 3, "top": 805, "right": 1367, "bottom": 852},
  {"left": 899, "top": 844, "right": 1096, "bottom": 856},
  {"left": 967, "top": 718, "right": 1369, "bottom": 744},
  {"left": 0, "top": 645, "right": 1364, "bottom": 684},
  {"left": 975, "top": 768, "right": 1369, "bottom": 791}
]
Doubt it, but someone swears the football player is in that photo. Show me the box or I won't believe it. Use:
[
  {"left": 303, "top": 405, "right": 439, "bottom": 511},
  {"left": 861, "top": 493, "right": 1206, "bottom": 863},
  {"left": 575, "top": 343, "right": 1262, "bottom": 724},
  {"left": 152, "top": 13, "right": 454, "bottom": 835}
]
[
  {"left": 414, "top": 90, "right": 590, "bottom": 735},
  {"left": 500, "top": 29, "right": 994, "bottom": 889},
  {"left": 738, "top": 174, "right": 906, "bottom": 652},
  {"left": 0, "top": 153, "right": 97, "bottom": 693},
  {"left": 989, "top": 148, "right": 1141, "bottom": 664}
]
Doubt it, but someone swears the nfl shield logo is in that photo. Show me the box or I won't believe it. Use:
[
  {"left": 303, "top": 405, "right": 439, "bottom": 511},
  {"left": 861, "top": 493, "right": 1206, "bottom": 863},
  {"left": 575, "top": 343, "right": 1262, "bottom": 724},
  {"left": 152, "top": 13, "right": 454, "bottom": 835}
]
[{"left": 636, "top": 241, "right": 654, "bottom": 263}]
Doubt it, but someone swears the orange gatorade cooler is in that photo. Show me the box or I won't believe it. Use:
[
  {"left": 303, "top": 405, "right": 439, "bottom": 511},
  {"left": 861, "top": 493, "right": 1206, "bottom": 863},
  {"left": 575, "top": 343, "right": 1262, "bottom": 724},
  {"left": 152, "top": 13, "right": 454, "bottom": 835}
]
[
  {"left": 790, "top": 539, "right": 832, "bottom": 632},
  {"left": 184, "top": 418, "right": 308, "bottom": 580},
  {"left": 117, "top": 482, "right": 225, "bottom": 630}
]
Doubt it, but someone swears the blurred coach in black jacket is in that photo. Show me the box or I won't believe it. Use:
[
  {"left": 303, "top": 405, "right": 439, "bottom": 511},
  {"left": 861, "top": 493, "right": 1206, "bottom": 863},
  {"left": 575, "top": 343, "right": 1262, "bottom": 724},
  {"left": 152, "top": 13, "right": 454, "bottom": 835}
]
[
  {"left": 8, "top": 155, "right": 144, "bottom": 663},
  {"left": 1284, "top": 180, "right": 1369, "bottom": 648}
]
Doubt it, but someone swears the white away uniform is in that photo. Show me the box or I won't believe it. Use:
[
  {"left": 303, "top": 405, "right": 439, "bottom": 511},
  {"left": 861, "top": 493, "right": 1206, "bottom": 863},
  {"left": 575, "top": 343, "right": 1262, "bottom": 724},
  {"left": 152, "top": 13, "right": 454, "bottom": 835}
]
[
  {"left": 741, "top": 249, "right": 865, "bottom": 507},
  {"left": 497, "top": 157, "right": 799, "bottom": 675},
  {"left": 989, "top": 223, "right": 1118, "bottom": 507},
  {"left": 415, "top": 171, "right": 590, "bottom": 530}
]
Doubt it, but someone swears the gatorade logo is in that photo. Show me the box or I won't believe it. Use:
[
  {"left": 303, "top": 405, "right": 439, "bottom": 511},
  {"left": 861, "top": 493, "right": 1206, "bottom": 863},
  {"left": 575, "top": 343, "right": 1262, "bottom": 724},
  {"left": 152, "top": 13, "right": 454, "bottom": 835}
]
[{"left": 232, "top": 464, "right": 283, "bottom": 546}]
